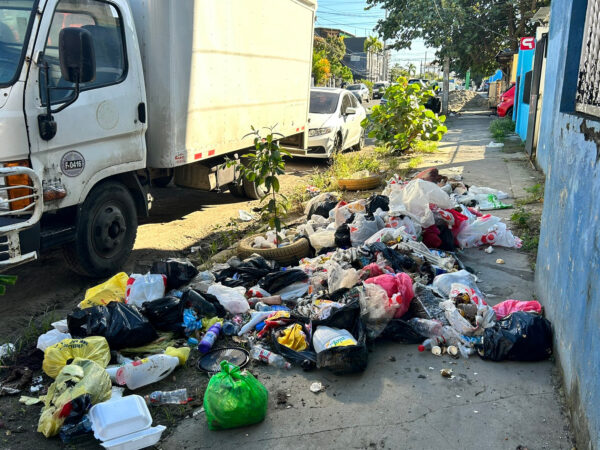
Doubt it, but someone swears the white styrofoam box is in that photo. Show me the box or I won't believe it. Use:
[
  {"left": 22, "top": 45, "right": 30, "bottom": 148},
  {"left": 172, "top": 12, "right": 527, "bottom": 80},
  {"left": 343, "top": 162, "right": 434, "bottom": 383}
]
[
  {"left": 100, "top": 425, "right": 166, "bottom": 450},
  {"left": 89, "top": 395, "right": 152, "bottom": 442}
]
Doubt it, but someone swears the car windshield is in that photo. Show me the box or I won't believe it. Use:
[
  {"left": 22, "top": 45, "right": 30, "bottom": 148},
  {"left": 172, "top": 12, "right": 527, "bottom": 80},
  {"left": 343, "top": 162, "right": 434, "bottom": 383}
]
[
  {"left": 310, "top": 91, "right": 339, "bottom": 114},
  {"left": 0, "top": 0, "right": 37, "bottom": 87},
  {"left": 374, "top": 83, "right": 385, "bottom": 89},
  {"left": 347, "top": 84, "right": 361, "bottom": 90}
]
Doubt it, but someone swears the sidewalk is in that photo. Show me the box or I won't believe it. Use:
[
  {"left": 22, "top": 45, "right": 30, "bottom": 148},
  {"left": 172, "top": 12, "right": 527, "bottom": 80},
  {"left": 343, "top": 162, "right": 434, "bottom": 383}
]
[{"left": 162, "top": 112, "right": 573, "bottom": 450}]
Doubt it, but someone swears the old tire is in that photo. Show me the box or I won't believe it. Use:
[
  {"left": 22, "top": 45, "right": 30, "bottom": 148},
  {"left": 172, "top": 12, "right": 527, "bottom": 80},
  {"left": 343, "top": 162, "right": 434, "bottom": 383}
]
[
  {"left": 337, "top": 175, "right": 381, "bottom": 191},
  {"left": 242, "top": 178, "right": 267, "bottom": 200},
  {"left": 63, "top": 181, "right": 137, "bottom": 278},
  {"left": 238, "top": 235, "right": 310, "bottom": 265}
]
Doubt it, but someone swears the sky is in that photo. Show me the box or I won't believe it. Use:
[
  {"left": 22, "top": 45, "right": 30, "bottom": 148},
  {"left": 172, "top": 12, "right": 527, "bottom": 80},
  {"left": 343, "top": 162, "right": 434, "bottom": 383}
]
[{"left": 314, "top": 0, "right": 438, "bottom": 71}]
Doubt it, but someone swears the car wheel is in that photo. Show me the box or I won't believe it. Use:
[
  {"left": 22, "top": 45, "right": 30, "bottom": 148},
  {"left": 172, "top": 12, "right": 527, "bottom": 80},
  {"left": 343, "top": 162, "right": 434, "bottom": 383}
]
[
  {"left": 333, "top": 132, "right": 343, "bottom": 153},
  {"left": 353, "top": 128, "right": 365, "bottom": 151},
  {"left": 63, "top": 181, "right": 137, "bottom": 277},
  {"left": 506, "top": 107, "right": 513, "bottom": 118}
]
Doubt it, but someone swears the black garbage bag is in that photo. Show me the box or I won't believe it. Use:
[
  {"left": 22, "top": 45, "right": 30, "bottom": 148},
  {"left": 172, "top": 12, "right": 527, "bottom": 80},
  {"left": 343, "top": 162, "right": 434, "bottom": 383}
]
[
  {"left": 481, "top": 312, "right": 552, "bottom": 361},
  {"left": 368, "top": 242, "right": 417, "bottom": 272},
  {"left": 365, "top": 194, "right": 389, "bottom": 216},
  {"left": 258, "top": 269, "right": 309, "bottom": 294},
  {"left": 312, "top": 300, "right": 368, "bottom": 374},
  {"left": 151, "top": 258, "right": 198, "bottom": 290},
  {"left": 380, "top": 319, "right": 426, "bottom": 344},
  {"left": 307, "top": 196, "right": 339, "bottom": 220},
  {"left": 334, "top": 224, "right": 352, "bottom": 249},
  {"left": 214, "top": 255, "right": 279, "bottom": 288},
  {"left": 141, "top": 296, "right": 182, "bottom": 332},
  {"left": 67, "top": 302, "right": 158, "bottom": 350},
  {"left": 270, "top": 317, "right": 317, "bottom": 370},
  {"left": 180, "top": 289, "right": 225, "bottom": 318}
]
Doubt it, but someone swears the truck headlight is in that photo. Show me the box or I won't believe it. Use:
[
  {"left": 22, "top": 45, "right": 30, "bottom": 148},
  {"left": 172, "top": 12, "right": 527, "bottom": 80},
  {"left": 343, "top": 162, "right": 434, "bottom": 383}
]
[{"left": 308, "top": 127, "right": 333, "bottom": 137}]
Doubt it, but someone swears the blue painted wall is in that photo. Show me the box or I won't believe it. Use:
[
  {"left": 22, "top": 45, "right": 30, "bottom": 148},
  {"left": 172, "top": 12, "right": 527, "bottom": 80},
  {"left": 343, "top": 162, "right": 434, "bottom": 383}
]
[
  {"left": 513, "top": 46, "right": 535, "bottom": 140},
  {"left": 535, "top": 0, "right": 600, "bottom": 446}
]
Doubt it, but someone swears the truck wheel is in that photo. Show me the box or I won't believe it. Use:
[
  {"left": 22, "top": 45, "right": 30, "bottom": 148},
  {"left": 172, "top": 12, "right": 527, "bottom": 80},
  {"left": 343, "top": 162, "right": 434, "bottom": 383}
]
[
  {"left": 63, "top": 181, "right": 138, "bottom": 277},
  {"left": 242, "top": 178, "right": 267, "bottom": 200},
  {"left": 229, "top": 181, "right": 246, "bottom": 198}
]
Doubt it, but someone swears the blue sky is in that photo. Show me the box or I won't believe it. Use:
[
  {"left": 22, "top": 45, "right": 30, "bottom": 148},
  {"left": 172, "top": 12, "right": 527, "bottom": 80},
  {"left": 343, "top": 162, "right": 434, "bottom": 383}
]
[{"left": 315, "top": 0, "right": 438, "bottom": 70}]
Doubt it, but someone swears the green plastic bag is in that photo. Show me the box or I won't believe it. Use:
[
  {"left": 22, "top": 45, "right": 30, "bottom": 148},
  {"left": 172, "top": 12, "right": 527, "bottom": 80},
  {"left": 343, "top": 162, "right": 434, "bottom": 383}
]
[{"left": 203, "top": 361, "right": 268, "bottom": 430}]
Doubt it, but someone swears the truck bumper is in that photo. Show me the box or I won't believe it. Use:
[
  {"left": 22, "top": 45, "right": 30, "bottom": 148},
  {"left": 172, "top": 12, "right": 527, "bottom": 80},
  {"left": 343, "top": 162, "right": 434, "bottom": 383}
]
[{"left": 0, "top": 167, "right": 43, "bottom": 271}]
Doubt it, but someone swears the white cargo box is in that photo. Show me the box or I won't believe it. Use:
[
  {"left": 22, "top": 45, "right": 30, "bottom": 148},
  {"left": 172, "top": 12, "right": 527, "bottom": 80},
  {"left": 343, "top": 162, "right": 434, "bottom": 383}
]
[{"left": 129, "top": 0, "right": 316, "bottom": 168}]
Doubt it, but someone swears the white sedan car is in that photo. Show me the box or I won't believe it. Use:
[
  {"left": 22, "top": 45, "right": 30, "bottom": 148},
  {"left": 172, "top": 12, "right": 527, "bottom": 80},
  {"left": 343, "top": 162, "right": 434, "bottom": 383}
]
[{"left": 305, "top": 88, "right": 367, "bottom": 158}]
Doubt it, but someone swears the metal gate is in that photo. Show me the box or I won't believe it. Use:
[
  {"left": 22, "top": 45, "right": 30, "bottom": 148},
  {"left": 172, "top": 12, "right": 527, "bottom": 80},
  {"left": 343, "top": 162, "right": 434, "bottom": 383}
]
[{"left": 576, "top": 0, "right": 600, "bottom": 117}]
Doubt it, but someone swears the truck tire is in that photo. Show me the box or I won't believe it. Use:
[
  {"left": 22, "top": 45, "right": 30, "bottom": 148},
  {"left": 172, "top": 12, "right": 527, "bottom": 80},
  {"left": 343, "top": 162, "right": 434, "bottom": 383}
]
[
  {"left": 228, "top": 181, "right": 246, "bottom": 198},
  {"left": 63, "top": 181, "right": 138, "bottom": 278},
  {"left": 242, "top": 178, "right": 267, "bottom": 200}
]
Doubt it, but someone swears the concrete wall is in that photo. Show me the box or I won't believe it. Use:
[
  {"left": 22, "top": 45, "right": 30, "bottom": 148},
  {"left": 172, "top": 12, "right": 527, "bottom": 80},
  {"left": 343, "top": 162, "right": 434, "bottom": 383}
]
[{"left": 535, "top": 0, "right": 600, "bottom": 447}]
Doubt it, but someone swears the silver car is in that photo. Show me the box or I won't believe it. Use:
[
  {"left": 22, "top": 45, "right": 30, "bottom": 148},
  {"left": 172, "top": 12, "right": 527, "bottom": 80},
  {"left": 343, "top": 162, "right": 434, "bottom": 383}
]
[
  {"left": 346, "top": 83, "right": 370, "bottom": 102},
  {"left": 304, "top": 88, "right": 367, "bottom": 158}
]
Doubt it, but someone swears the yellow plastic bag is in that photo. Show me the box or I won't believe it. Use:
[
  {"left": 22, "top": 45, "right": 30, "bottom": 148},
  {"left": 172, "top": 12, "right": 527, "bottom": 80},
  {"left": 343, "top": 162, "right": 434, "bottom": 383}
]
[
  {"left": 277, "top": 323, "right": 308, "bottom": 351},
  {"left": 43, "top": 336, "right": 110, "bottom": 379},
  {"left": 165, "top": 346, "right": 190, "bottom": 365},
  {"left": 78, "top": 272, "right": 129, "bottom": 309},
  {"left": 37, "top": 358, "right": 111, "bottom": 437}
]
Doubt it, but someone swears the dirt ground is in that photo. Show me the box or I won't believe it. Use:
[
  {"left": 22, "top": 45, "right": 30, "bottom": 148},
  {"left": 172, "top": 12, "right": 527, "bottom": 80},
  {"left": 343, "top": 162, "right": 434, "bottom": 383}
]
[{"left": 448, "top": 90, "right": 490, "bottom": 112}]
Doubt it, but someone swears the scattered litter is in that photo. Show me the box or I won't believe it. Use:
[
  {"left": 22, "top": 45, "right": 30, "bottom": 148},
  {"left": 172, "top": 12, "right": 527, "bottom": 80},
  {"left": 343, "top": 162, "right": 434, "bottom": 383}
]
[
  {"left": 0, "top": 343, "right": 14, "bottom": 359},
  {"left": 440, "top": 368, "right": 453, "bottom": 378},
  {"left": 310, "top": 382, "right": 324, "bottom": 393},
  {"left": 238, "top": 210, "right": 254, "bottom": 221},
  {"left": 29, "top": 376, "right": 43, "bottom": 393},
  {"left": 486, "top": 141, "right": 504, "bottom": 148},
  {"left": 496, "top": 258, "right": 505, "bottom": 264},
  {"left": 484, "top": 246, "right": 494, "bottom": 254}
]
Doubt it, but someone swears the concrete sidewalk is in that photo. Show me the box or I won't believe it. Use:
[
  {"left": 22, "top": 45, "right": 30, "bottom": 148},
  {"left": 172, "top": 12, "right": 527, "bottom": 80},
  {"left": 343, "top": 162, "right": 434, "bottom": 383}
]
[{"left": 162, "top": 112, "right": 573, "bottom": 450}]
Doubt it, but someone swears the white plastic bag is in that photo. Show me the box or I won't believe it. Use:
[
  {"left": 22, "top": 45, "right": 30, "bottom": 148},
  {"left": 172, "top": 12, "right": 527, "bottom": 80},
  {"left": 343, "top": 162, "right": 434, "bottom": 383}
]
[
  {"left": 349, "top": 214, "right": 384, "bottom": 246},
  {"left": 125, "top": 274, "right": 167, "bottom": 308},
  {"left": 432, "top": 270, "right": 484, "bottom": 299},
  {"left": 332, "top": 200, "right": 367, "bottom": 227},
  {"left": 207, "top": 283, "right": 249, "bottom": 314},
  {"left": 364, "top": 227, "right": 408, "bottom": 245},
  {"left": 37, "top": 329, "right": 71, "bottom": 351},
  {"left": 388, "top": 179, "right": 453, "bottom": 227},
  {"left": 387, "top": 215, "right": 421, "bottom": 238},
  {"left": 326, "top": 261, "right": 359, "bottom": 292},
  {"left": 276, "top": 281, "right": 309, "bottom": 301},
  {"left": 456, "top": 215, "right": 522, "bottom": 248},
  {"left": 440, "top": 300, "right": 478, "bottom": 335},
  {"left": 468, "top": 185, "right": 509, "bottom": 199},
  {"left": 309, "top": 229, "right": 336, "bottom": 252}
]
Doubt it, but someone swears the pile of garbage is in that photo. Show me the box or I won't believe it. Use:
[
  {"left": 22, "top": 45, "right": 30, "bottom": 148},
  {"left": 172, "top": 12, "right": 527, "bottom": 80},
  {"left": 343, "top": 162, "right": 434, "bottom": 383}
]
[{"left": 2, "top": 170, "right": 553, "bottom": 442}]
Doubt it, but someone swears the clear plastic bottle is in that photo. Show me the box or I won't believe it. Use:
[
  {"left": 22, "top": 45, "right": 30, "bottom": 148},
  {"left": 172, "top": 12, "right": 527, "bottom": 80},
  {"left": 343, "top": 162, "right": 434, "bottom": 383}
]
[
  {"left": 250, "top": 345, "right": 291, "bottom": 369},
  {"left": 116, "top": 354, "right": 180, "bottom": 390},
  {"left": 409, "top": 318, "right": 443, "bottom": 338},
  {"left": 145, "top": 388, "right": 189, "bottom": 405}
]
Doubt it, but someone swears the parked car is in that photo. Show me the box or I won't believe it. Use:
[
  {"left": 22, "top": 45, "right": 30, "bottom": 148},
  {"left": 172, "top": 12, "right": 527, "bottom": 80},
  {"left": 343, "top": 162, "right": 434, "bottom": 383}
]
[
  {"left": 497, "top": 85, "right": 515, "bottom": 118},
  {"left": 304, "top": 88, "right": 367, "bottom": 158},
  {"left": 346, "top": 83, "right": 370, "bottom": 102},
  {"left": 372, "top": 81, "right": 389, "bottom": 99},
  {"left": 380, "top": 84, "right": 441, "bottom": 114}
]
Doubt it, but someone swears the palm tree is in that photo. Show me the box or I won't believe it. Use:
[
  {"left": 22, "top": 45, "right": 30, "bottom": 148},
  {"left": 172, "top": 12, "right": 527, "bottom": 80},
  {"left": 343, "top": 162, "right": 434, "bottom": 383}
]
[
  {"left": 364, "top": 36, "right": 383, "bottom": 81},
  {"left": 407, "top": 63, "right": 416, "bottom": 77}
]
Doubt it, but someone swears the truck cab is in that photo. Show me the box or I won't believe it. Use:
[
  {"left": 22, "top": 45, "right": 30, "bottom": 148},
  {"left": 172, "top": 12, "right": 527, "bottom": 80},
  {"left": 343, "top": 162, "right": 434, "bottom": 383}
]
[{"left": 0, "top": 0, "right": 315, "bottom": 277}]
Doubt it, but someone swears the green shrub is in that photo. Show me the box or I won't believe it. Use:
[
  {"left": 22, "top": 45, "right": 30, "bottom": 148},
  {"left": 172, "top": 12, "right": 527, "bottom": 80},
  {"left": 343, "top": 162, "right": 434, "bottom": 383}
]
[{"left": 490, "top": 117, "right": 515, "bottom": 142}]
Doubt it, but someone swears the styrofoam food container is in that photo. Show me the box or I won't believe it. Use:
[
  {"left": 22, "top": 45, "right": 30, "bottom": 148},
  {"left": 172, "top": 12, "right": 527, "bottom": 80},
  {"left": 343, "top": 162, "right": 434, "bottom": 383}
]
[
  {"left": 89, "top": 395, "right": 152, "bottom": 442},
  {"left": 100, "top": 425, "right": 166, "bottom": 450}
]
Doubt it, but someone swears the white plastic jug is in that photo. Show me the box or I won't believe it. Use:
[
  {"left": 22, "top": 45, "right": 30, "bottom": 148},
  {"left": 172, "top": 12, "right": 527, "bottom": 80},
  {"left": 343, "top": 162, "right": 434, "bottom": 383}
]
[
  {"left": 115, "top": 355, "right": 179, "bottom": 390},
  {"left": 312, "top": 326, "right": 357, "bottom": 353}
]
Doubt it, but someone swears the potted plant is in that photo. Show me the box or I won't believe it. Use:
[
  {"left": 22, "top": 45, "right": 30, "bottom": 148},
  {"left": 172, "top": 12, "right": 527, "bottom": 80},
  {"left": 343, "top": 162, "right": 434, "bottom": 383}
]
[{"left": 223, "top": 127, "right": 310, "bottom": 264}]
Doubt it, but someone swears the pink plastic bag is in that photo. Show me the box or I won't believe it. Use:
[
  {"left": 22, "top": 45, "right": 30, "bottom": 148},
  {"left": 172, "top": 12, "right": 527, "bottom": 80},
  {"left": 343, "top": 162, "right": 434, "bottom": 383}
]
[
  {"left": 492, "top": 300, "right": 542, "bottom": 319},
  {"left": 363, "top": 273, "right": 414, "bottom": 318}
]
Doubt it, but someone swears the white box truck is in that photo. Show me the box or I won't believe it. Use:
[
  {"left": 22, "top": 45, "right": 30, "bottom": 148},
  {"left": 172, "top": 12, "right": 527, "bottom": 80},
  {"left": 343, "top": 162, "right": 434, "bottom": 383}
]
[{"left": 0, "top": 0, "right": 315, "bottom": 276}]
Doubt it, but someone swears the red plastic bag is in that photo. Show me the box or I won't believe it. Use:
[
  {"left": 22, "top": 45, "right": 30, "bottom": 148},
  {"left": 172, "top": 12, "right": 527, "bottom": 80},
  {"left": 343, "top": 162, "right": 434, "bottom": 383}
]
[
  {"left": 492, "top": 300, "right": 542, "bottom": 319},
  {"left": 363, "top": 273, "right": 414, "bottom": 318}
]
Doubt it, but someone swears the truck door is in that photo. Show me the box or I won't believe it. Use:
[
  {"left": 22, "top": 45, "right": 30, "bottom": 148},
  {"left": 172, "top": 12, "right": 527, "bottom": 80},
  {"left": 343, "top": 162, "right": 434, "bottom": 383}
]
[{"left": 26, "top": 0, "right": 146, "bottom": 210}]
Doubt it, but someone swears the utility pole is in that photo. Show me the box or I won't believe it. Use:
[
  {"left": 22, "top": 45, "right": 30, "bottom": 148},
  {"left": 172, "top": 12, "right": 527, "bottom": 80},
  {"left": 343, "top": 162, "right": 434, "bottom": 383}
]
[
  {"left": 424, "top": 51, "right": 427, "bottom": 78},
  {"left": 442, "top": 56, "right": 450, "bottom": 115}
]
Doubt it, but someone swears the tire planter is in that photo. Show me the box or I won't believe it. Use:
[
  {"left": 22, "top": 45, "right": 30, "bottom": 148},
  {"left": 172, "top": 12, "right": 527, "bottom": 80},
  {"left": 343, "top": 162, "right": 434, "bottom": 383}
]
[
  {"left": 337, "top": 175, "right": 381, "bottom": 191},
  {"left": 237, "top": 235, "right": 310, "bottom": 265}
]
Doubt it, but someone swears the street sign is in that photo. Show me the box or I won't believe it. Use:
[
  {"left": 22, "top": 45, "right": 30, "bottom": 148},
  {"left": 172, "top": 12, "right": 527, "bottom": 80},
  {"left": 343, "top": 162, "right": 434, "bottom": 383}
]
[{"left": 520, "top": 37, "right": 536, "bottom": 50}]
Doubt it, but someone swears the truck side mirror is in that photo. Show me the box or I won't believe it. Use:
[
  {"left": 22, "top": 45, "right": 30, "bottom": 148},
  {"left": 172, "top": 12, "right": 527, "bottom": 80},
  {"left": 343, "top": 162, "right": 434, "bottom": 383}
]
[{"left": 59, "top": 27, "right": 95, "bottom": 84}]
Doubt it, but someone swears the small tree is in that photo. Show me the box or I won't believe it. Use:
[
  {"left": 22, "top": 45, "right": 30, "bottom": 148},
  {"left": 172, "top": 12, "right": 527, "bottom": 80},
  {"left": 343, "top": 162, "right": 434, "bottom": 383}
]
[
  {"left": 361, "top": 76, "right": 447, "bottom": 153},
  {"left": 223, "top": 127, "right": 290, "bottom": 237},
  {"left": 312, "top": 49, "right": 331, "bottom": 86}
]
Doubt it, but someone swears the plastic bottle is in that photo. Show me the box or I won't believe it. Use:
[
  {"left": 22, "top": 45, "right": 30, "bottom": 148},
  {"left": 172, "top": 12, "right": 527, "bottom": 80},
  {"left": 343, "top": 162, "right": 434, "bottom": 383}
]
[
  {"left": 198, "top": 322, "right": 222, "bottom": 354},
  {"left": 418, "top": 336, "right": 446, "bottom": 352},
  {"left": 115, "top": 354, "right": 180, "bottom": 390},
  {"left": 222, "top": 321, "right": 240, "bottom": 336},
  {"left": 409, "top": 318, "right": 443, "bottom": 338},
  {"left": 145, "top": 388, "right": 189, "bottom": 405},
  {"left": 250, "top": 345, "right": 291, "bottom": 369}
]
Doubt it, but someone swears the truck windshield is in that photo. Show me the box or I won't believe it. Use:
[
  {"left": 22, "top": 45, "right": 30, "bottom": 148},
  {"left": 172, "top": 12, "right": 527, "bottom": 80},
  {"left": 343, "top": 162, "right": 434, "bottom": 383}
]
[
  {"left": 310, "top": 91, "right": 339, "bottom": 114},
  {"left": 0, "top": 0, "right": 37, "bottom": 87}
]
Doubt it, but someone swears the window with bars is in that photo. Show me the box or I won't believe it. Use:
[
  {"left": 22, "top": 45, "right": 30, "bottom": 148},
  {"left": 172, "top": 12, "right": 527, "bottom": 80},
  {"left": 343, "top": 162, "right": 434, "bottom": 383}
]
[{"left": 576, "top": 0, "right": 600, "bottom": 117}]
